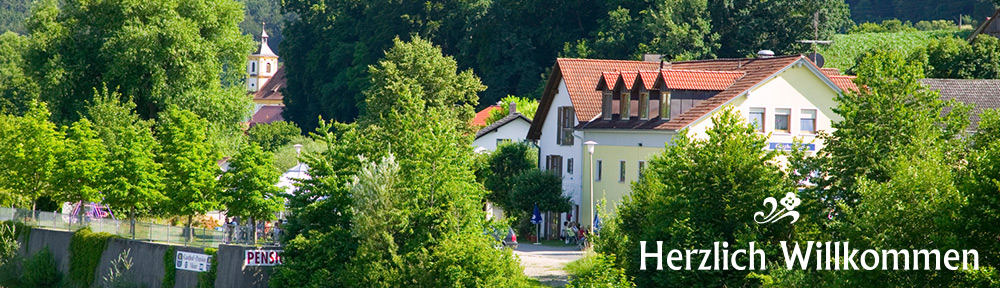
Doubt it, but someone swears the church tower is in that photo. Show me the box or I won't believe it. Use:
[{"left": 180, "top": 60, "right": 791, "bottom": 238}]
[{"left": 247, "top": 23, "right": 278, "bottom": 92}]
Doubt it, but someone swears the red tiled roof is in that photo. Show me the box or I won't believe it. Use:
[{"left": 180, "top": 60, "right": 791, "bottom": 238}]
[
  {"left": 637, "top": 71, "right": 659, "bottom": 90},
  {"left": 249, "top": 106, "right": 285, "bottom": 127},
  {"left": 596, "top": 72, "right": 619, "bottom": 91},
  {"left": 527, "top": 59, "right": 660, "bottom": 139},
  {"left": 820, "top": 68, "right": 842, "bottom": 76},
  {"left": 619, "top": 71, "right": 639, "bottom": 90},
  {"left": 253, "top": 66, "right": 286, "bottom": 101},
  {"left": 655, "top": 55, "right": 804, "bottom": 130},
  {"left": 554, "top": 59, "right": 661, "bottom": 121},
  {"left": 829, "top": 75, "right": 858, "bottom": 92},
  {"left": 656, "top": 69, "right": 745, "bottom": 91},
  {"left": 471, "top": 106, "right": 502, "bottom": 127}
]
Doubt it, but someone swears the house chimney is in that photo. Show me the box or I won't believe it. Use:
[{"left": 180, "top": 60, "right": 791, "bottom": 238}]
[
  {"left": 757, "top": 50, "right": 775, "bottom": 58},
  {"left": 509, "top": 102, "right": 517, "bottom": 115},
  {"left": 642, "top": 54, "right": 663, "bottom": 62}
]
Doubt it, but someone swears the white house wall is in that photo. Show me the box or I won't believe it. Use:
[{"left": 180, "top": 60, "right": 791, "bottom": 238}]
[
  {"left": 538, "top": 80, "right": 584, "bottom": 222},
  {"left": 472, "top": 118, "right": 532, "bottom": 151}
]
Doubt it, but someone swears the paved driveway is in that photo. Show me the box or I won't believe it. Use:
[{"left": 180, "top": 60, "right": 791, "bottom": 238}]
[{"left": 514, "top": 244, "right": 585, "bottom": 287}]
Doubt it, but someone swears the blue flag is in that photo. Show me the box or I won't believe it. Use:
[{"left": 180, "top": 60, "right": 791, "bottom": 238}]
[
  {"left": 593, "top": 212, "right": 601, "bottom": 232},
  {"left": 530, "top": 204, "right": 542, "bottom": 224}
]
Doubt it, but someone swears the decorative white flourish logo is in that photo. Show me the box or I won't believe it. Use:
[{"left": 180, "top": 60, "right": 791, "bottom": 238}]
[{"left": 754, "top": 192, "right": 801, "bottom": 224}]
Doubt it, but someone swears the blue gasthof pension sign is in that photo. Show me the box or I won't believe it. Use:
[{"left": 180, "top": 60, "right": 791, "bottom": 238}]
[{"left": 769, "top": 142, "right": 815, "bottom": 151}]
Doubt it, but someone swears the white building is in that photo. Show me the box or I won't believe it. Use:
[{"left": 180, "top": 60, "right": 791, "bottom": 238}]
[{"left": 473, "top": 103, "right": 532, "bottom": 152}]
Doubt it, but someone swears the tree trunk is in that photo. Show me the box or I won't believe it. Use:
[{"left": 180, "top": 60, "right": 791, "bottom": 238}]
[
  {"left": 251, "top": 217, "right": 257, "bottom": 245},
  {"left": 129, "top": 206, "right": 136, "bottom": 240},
  {"left": 186, "top": 214, "right": 193, "bottom": 243}
]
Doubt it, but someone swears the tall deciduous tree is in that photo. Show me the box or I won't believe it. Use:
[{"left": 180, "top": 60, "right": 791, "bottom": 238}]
[
  {"left": 220, "top": 142, "right": 284, "bottom": 243},
  {"left": 52, "top": 118, "right": 108, "bottom": 205},
  {"left": 86, "top": 89, "right": 164, "bottom": 238},
  {"left": 0, "top": 31, "right": 37, "bottom": 115},
  {"left": 600, "top": 107, "right": 820, "bottom": 287},
  {"left": 483, "top": 142, "right": 536, "bottom": 212},
  {"left": 24, "top": 0, "right": 253, "bottom": 124},
  {"left": 817, "top": 49, "right": 968, "bottom": 203},
  {"left": 157, "top": 107, "right": 221, "bottom": 241},
  {"left": 0, "top": 102, "right": 62, "bottom": 210},
  {"left": 273, "top": 37, "right": 525, "bottom": 287},
  {"left": 910, "top": 35, "right": 1000, "bottom": 79}
]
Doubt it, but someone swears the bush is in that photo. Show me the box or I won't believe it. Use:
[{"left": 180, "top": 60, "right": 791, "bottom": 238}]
[
  {"left": 566, "top": 253, "right": 634, "bottom": 288},
  {"left": 102, "top": 249, "right": 142, "bottom": 288},
  {"left": 196, "top": 248, "right": 217, "bottom": 288},
  {"left": 162, "top": 246, "right": 176, "bottom": 288},
  {"left": 248, "top": 121, "right": 301, "bottom": 151},
  {"left": 70, "top": 228, "right": 115, "bottom": 287},
  {"left": 23, "top": 246, "right": 63, "bottom": 287}
]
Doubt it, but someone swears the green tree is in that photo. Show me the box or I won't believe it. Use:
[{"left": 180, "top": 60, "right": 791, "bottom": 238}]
[
  {"left": 821, "top": 49, "right": 968, "bottom": 203},
  {"left": 52, "top": 118, "right": 108, "bottom": 205},
  {"left": 910, "top": 35, "right": 1000, "bottom": 79},
  {"left": 24, "top": 0, "right": 253, "bottom": 124},
  {"left": 88, "top": 90, "right": 164, "bottom": 235},
  {"left": 0, "top": 31, "right": 37, "bottom": 115},
  {"left": 483, "top": 142, "right": 536, "bottom": 212},
  {"left": 509, "top": 169, "right": 571, "bottom": 236},
  {"left": 707, "top": 0, "right": 851, "bottom": 58},
  {"left": 158, "top": 107, "right": 221, "bottom": 242},
  {"left": 86, "top": 89, "right": 164, "bottom": 238},
  {"left": 602, "top": 107, "right": 819, "bottom": 287},
  {"left": 280, "top": 0, "right": 489, "bottom": 132},
  {"left": 238, "top": 0, "right": 286, "bottom": 54},
  {"left": 247, "top": 121, "right": 301, "bottom": 151},
  {"left": 0, "top": 102, "right": 62, "bottom": 210},
  {"left": 273, "top": 36, "right": 525, "bottom": 287},
  {"left": 638, "top": 0, "right": 718, "bottom": 61},
  {"left": 220, "top": 142, "right": 284, "bottom": 243},
  {"left": 484, "top": 96, "right": 539, "bottom": 126},
  {"left": 0, "top": 0, "right": 31, "bottom": 34}
]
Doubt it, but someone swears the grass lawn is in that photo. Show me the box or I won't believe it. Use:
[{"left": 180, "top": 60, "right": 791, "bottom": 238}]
[
  {"left": 563, "top": 251, "right": 597, "bottom": 278},
  {"left": 524, "top": 278, "right": 556, "bottom": 288}
]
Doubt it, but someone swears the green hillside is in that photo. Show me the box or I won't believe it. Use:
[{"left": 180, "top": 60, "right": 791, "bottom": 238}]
[{"left": 817, "top": 30, "right": 970, "bottom": 72}]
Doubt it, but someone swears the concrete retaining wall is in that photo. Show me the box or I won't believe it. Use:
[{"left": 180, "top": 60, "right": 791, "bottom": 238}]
[{"left": 18, "top": 228, "right": 275, "bottom": 288}]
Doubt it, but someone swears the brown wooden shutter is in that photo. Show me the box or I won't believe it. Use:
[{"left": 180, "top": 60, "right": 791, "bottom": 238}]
[{"left": 556, "top": 107, "right": 565, "bottom": 145}]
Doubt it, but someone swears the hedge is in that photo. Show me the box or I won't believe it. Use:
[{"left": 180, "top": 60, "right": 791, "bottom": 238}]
[
  {"left": 163, "top": 246, "right": 176, "bottom": 288},
  {"left": 196, "top": 247, "right": 218, "bottom": 288},
  {"left": 69, "top": 227, "right": 115, "bottom": 287}
]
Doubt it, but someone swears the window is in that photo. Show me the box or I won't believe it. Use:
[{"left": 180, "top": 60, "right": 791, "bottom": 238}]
[
  {"left": 774, "top": 108, "right": 791, "bottom": 133},
  {"left": 661, "top": 91, "right": 672, "bottom": 120},
  {"left": 567, "top": 158, "right": 574, "bottom": 175},
  {"left": 619, "top": 88, "right": 630, "bottom": 119},
  {"left": 596, "top": 160, "right": 603, "bottom": 181},
  {"left": 557, "top": 107, "right": 575, "bottom": 145},
  {"left": 496, "top": 139, "right": 511, "bottom": 146},
  {"left": 639, "top": 92, "right": 649, "bottom": 120},
  {"left": 800, "top": 109, "right": 817, "bottom": 134},
  {"left": 266, "top": 62, "right": 272, "bottom": 73},
  {"left": 638, "top": 161, "right": 646, "bottom": 180},
  {"left": 546, "top": 155, "right": 564, "bottom": 177},
  {"left": 602, "top": 92, "right": 613, "bottom": 120},
  {"left": 749, "top": 108, "right": 765, "bottom": 132},
  {"left": 619, "top": 160, "right": 626, "bottom": 182},
  {"left": 251, "top": 62, "right": 256, "bottom": 73}
]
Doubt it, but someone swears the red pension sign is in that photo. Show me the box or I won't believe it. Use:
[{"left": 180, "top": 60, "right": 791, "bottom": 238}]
[{"left": 245, "top": 250, "right": 283, "bottom": 266}]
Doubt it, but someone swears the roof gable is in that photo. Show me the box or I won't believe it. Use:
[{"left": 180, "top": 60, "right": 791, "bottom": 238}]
[{"left": 475, "top": 113, "right": 531, "bottom": 139}]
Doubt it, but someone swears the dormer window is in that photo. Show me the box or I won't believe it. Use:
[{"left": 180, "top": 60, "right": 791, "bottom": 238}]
[
  {"left": 638, "top": 91, "right": 649, "bottom": 120},
  {"left": 602, "top": 91, "right": 612, "bottom": 120},
  {"left": 661, "top": 91, "right": 671, "bottom": 120},
  {"left": 619, "top": 87, "right": 630, "bottom": 119}
]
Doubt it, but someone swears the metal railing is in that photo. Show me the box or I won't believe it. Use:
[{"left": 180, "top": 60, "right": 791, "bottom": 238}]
[{"left": 0, "top": 207, "right": 282, "bottom": 248}]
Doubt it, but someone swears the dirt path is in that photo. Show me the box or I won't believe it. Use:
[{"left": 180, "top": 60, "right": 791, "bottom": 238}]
[{"left": 514, "top": 244, "right": 584, "bottom": 287}]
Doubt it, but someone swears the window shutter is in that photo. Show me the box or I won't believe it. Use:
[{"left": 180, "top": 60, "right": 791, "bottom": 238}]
[{"left": 556, "top": 107, "right": 565, "bottom": 145}]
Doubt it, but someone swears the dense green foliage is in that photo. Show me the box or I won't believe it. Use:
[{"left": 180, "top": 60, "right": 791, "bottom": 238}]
[
  {"left": 910, "top": 35, "right": 1000, "bottom": 79},
  {"left": 162, "top": 246, "right": 176, "bottom": 288},
  {"left": 509, "top": 169, "right": 571, "bottom": 236},
  {"left": 196, "top": 247, "right": 217, "bottom": 288},
  {"left": 484, "top": 96, "right": 538, "bottom": 126},
  {"left": 52, "top": 118, "right": 109, "bottom": 204},
  {"left": 0, "top": 0, "right": 31, "bottom": 34},
  {"left": 483, "top": 142, "right": 537, "bottom": 212},
  {"left": 248, "top": 121, "right": 301, "bottom": 151},
  {"left": 86, "top": 90, "right": 165, "bottom": 236},
  {"left": 817, "top": 30, "right": 961, "bottom": 71},
  {"left": 566, "top": 253, "right": 635, "bottom": 288},
  {"left": 599, "top": 107, "right": 821, "bottom": 287},
  {"left": 0, "top": 102, "right": 62, "bottom": 209},
  {"left": 238, "top": 0, "right": 287, "bottom": 55},
  {"left": 69, "top": 228, "right": 115, "bottom": 287},
  {"left": 846, "top": 0, "right": 995, "bottom": 24},
  {"left": 272, "top": 36, "right": 526, "bottom": 287},
  {"left": 24, "top": 0, "right": 253, "bottom": 126},
  {"left": 220, "top": 142, "right": 284, "bottom": 235},
  {"left": 22, "top": 246, "right": 62, "bottom": 288},
  {"left": 158, "top": 107, "right": 222, "bottom": 239},
  {"left": 0, "top": 31, "right": 37, "bottom": 115}
]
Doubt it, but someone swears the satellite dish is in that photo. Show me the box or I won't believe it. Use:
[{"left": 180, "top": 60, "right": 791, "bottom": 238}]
[{"left": 808, "top": 52, "right": 825, "bottom": 68}]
